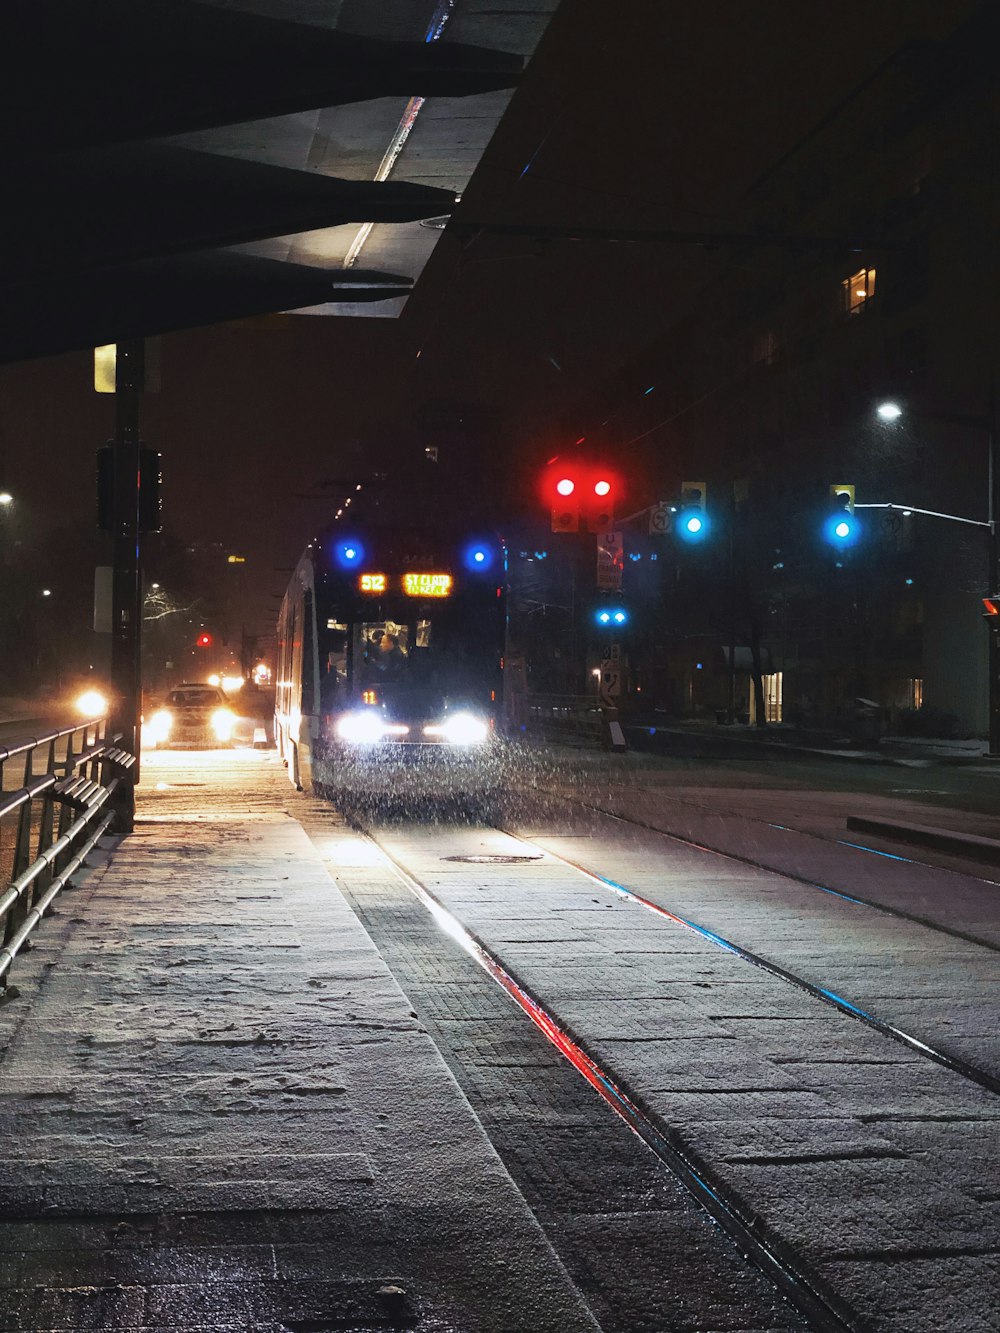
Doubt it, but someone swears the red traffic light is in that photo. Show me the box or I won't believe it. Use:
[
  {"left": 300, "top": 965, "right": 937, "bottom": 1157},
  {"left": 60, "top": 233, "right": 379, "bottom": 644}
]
[
  {"left": 541, "top": 459, "right": 623, "bottom": 531},
  {"left": 196, "top": 632, "right": 213, "bottom": 647}
]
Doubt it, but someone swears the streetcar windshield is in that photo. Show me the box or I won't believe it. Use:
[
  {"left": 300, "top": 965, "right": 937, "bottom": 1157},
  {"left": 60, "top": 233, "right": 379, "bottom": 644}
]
[{"left": 321, "top": 613, "right": 491, "bottom": 715}]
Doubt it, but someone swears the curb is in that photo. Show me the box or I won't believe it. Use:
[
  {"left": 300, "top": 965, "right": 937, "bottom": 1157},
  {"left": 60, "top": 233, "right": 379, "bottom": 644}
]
[
  {"left": 625, "top": 725, "right": 993, "bottom": 768},
  {"left": 846, "top": 814, "right": 1000, "bottom": 865}
]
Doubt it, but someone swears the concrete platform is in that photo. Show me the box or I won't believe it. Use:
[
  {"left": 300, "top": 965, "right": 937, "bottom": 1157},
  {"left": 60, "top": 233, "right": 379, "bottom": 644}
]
[{"left": 0, "top": 750, "right": 598, "bottom": 1332}]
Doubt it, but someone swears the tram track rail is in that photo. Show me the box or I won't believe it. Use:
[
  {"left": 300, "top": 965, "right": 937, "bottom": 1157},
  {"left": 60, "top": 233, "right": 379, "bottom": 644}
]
[
  {"left": 547, "top": 786, "right": 1000, "bottom": 957},
  {"left": 352, "top": 816, "right": 860, "bottom": 1333},
  {"left": 498, "top": 824, "right": 1000, "bottom": 1099}
]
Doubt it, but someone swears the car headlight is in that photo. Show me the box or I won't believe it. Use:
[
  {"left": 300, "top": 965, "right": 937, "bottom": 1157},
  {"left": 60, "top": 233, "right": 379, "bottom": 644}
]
[
  {"left": 76, "top": 689, "right": 108, "bottom": 719},
  {"left": 440, "top": 712, "right": 489, "bottom": 746},
  {"left": 211, "top": 708, "right": 236, "bottom": 741},
  {"left": 336, "top": 710, "right": 386, "bottom": 745},
  {"left": 147, "top": 708, "right": 172, "bottom": 742}
]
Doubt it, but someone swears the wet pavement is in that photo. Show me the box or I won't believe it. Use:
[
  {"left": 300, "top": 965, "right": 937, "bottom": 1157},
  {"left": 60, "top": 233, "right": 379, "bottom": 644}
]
[{"left": 0, "top": 744, "right": 997, "bottom": 1331}]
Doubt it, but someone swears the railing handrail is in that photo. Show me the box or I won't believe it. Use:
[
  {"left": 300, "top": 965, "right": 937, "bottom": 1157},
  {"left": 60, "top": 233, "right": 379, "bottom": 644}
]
[
  {"left": 0, "top": 715, "right": 132, "bottom": 992},
  {"left": 0, "top": 717, "right": 112, "bottom": 764}
]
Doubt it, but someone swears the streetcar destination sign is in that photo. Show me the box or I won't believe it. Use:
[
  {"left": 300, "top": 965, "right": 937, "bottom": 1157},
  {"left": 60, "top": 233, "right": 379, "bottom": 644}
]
[
  {"left": 403, "top": 572, "right": 453, "bottom": 597},
  {"left": 358, "top": 571, "right": 454, "bottom": 596}
]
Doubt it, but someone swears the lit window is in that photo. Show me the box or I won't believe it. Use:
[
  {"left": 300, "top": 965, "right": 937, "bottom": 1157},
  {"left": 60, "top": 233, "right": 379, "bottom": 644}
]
[{"left": 842, "top": 267, "right": 876, "bottom": 315}]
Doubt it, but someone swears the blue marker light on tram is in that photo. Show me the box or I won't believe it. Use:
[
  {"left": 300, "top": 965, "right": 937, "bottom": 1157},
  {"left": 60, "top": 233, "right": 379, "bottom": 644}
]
[
  {"left": 464, "top": 542, "right": 495, "bottom": 572},
  {"left": 335, "top": 540, "right": 364, "bottom": 567}
]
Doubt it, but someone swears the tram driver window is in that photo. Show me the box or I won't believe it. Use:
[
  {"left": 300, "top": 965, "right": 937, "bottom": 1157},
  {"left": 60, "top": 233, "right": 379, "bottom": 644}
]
[{"left": 361, "top": 621, "right": 410, "bottom": 679}]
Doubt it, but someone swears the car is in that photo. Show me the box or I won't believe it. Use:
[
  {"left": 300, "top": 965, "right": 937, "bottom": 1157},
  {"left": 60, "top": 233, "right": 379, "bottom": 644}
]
[{"left": 144, "top": 683, "right": 237, "bottom": 749}]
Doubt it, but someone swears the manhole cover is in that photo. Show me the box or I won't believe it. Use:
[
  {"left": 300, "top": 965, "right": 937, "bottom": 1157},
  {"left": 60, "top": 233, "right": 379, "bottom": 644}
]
[{"left": 444, "top": 854, "right": 543, "bottom": 864}]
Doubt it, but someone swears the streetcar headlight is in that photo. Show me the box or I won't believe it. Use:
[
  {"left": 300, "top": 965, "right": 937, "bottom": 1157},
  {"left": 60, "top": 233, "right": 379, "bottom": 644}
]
[
  {"left": 211, "top": 708, "right": 236, "bottom": 741},
  {"left": 147, "top": 708, "right": 172, "bottom": 742},
  {"left": 440, "top": 712, "right": 489, "bottom": 746},
  {"left": 336, "top": 710, "right": 386, "bottom": 745}
]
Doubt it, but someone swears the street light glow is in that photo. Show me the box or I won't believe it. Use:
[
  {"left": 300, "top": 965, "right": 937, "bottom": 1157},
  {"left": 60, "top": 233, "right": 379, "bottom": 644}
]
[
  {"left": 0, "top": 492, "right": 12, "bottom": 506},
  {"left": 877, "top": 401, "right": 903, "bottom": 421}
]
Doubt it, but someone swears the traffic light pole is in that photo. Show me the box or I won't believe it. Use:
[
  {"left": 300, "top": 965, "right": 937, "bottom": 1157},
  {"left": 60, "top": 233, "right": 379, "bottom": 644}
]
[
  {"left": 987, "top": 384, "right": 999, "bottom": 756},
  {"left": 109, "top": 339, "right": 145, "bottom": 828}
]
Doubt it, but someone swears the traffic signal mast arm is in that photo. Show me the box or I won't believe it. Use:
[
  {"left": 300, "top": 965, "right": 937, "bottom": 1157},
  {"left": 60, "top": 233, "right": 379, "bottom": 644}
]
[{"left": 854, "top": 502, "right": 991, "bottom": 529}]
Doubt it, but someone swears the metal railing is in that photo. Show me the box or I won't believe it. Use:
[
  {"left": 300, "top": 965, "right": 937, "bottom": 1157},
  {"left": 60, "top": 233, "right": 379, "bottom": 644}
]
[
  {"left": 0, "top": 718, "right": 134, "bottom": 992},
  {"left": 526, "top": 693, "right": 606, "bottom": 746}
]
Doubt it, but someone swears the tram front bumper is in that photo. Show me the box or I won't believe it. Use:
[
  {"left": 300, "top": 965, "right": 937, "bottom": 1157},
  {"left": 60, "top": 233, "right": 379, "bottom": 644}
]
[{"left": 316, "top": 738, "right": 506, "bottom": 805}]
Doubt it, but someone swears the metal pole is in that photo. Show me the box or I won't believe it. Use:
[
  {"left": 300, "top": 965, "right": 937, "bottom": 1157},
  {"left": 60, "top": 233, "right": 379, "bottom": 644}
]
[
  {"left": 109, "top": 339, "right": 145, "bottom": 828},
  {"left": 727, "top": 488, "right": 737, "bottom": 723},
  {"left": 988, "top": 380, "right": 1000, "bottom": 756}
]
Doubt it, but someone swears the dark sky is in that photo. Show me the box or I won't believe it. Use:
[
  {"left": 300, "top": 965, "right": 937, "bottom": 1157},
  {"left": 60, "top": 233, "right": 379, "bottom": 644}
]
[{"left": 0, "top": 0, "right": 979, "bottom": 641}]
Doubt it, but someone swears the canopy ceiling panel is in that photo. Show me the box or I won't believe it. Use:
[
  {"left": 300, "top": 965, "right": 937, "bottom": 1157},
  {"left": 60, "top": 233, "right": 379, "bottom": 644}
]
[{"left": 0, "top": 0, "right": 560, "bottom": 359}]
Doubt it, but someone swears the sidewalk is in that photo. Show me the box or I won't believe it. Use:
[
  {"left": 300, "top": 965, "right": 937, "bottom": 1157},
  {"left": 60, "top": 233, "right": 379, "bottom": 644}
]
[
  {"left": 0, "top": 750, "right": 598, "bottom": 1332},
  {"left": 629, "top": 717, "right": 995, "bottom": 766}
]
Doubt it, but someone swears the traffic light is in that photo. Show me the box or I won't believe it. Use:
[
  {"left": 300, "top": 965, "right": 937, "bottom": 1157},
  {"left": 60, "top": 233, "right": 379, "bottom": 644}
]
[
  {"left": 594, "top": 600, "right": 629, "bottom": 630},
  {"left": 196, "top": 632, "right": 213, "bottom": 648},
  {"left": 983, "top": 597, "right": 1000, "bottom": 630},
  {"left": 542, "top": 461, "right": 621, "bottom": 532},
  {"left": 677, "top": 482, "right": 708, "bottom": 541},
  {"left": 824, "top": 484, "right": 859, "bottom": 547},
  {"left": 550, "top": 473, "right": 580, "bottom": 533},
  {"left": 587, "top": 474, "right": 616, "bottom": 530}
]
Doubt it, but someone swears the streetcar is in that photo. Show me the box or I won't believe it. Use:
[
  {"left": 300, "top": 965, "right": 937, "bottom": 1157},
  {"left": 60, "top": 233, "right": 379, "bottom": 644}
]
[{"left": 275, "top": 518, "right": 506, "bottom": 807}]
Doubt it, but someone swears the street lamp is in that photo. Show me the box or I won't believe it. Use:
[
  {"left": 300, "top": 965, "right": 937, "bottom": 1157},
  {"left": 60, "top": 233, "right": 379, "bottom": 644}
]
[
  {"left": 0, "top": 491, "right": 13, "bottom": 506},
  {"left": 874, "top": 398, "right": 999, "bottom": 754},
  {"left": 875, "top": 400, "right": 903, "bottom": 422}
]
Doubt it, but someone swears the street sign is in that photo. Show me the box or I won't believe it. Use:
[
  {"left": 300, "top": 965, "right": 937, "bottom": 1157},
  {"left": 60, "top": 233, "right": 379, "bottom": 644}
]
[
  {"left": 649, "top": 502, "right": 672, "bottom": 535},
  {"left": 599, "top": 641, "right": 622, "bottom": 708},
  {"left": 596, "top": 530, "right": 624, "bottom": 589}
]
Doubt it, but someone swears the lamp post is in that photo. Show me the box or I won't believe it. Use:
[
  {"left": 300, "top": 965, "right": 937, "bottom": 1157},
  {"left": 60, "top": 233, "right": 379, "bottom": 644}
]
[{"left": 875, "top": 397, "right": 999, "bottom": 755}]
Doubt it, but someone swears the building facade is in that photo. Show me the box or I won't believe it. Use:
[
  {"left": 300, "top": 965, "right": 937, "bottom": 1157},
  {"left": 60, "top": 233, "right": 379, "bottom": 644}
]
[{"left": 544, "top": 7, "right": 997, "bottom": 735}]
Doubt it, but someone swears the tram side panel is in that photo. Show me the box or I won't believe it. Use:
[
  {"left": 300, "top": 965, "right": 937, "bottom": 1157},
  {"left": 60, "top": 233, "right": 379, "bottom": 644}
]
[{"left": 275, "top": 560, "right": 322, "bottom": 790}]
